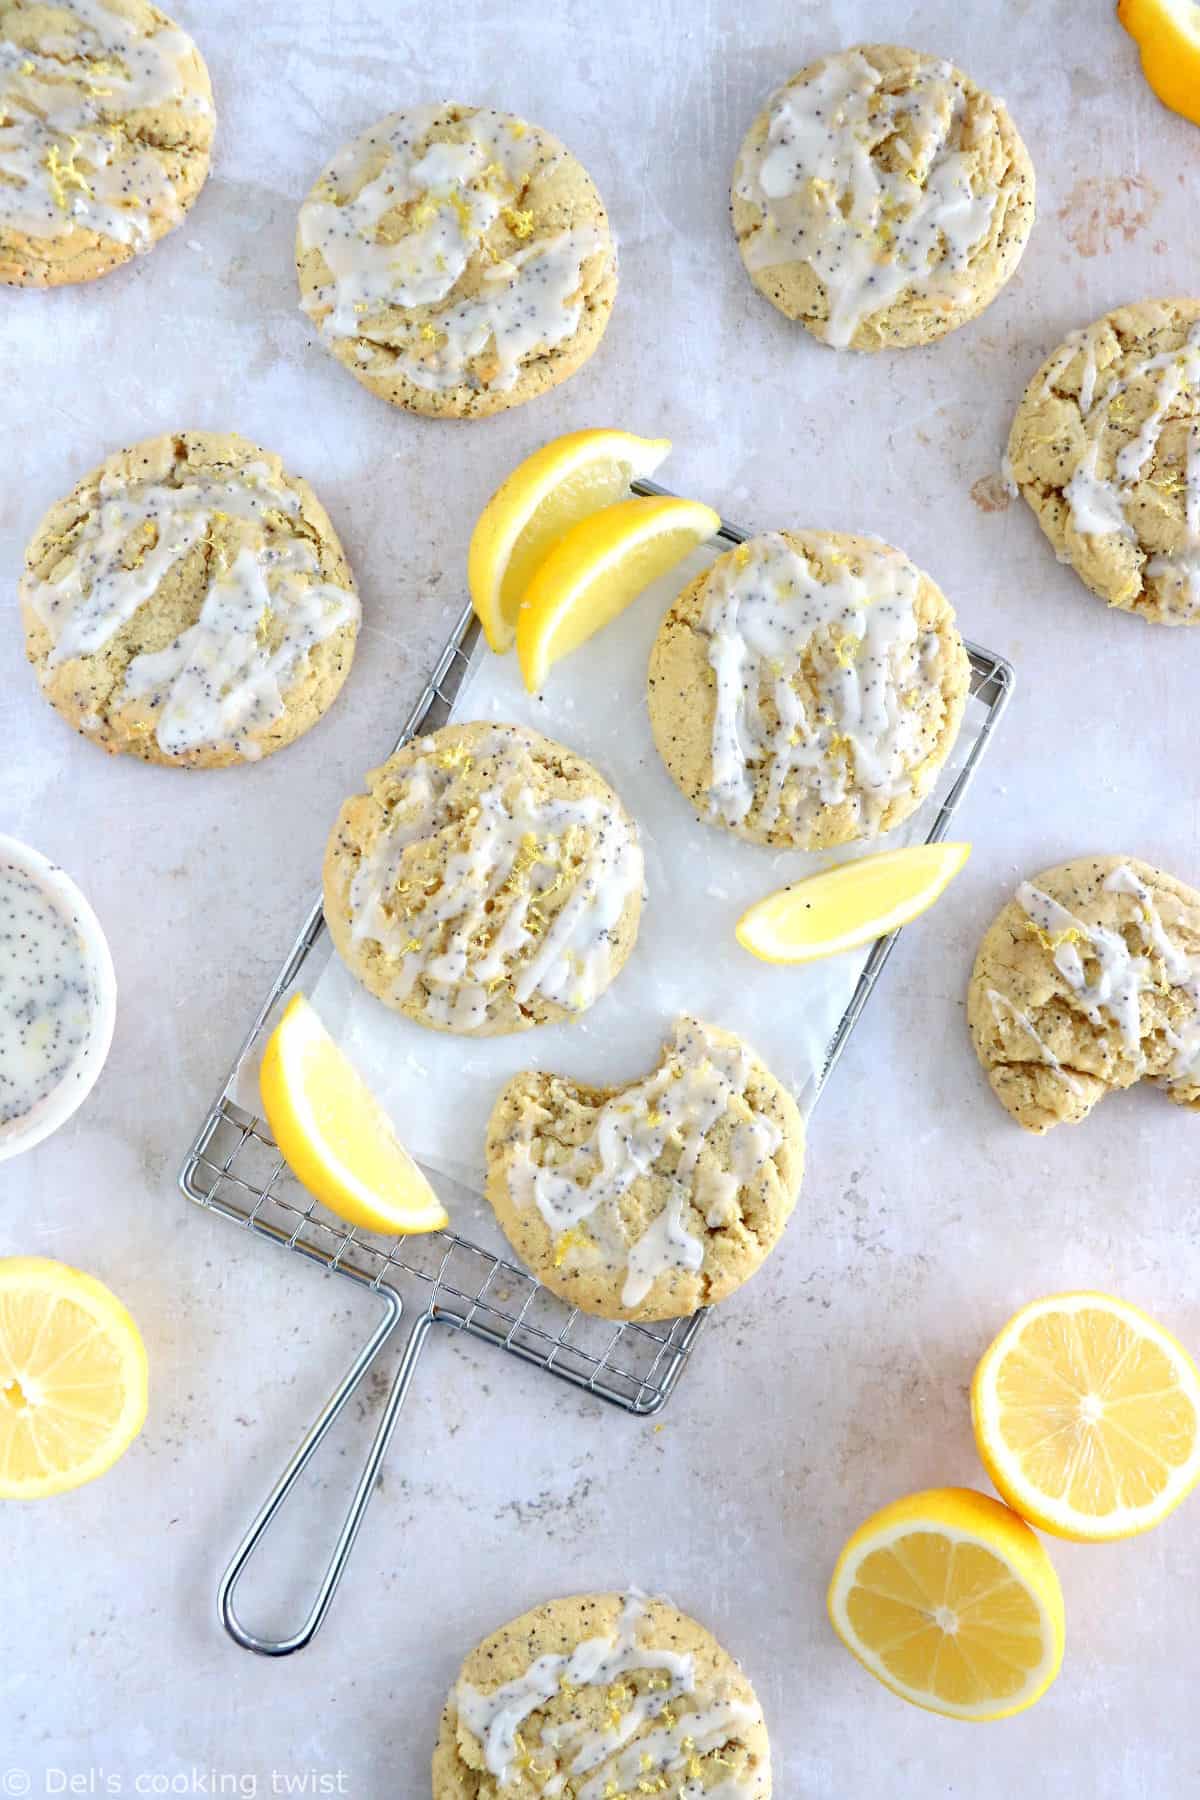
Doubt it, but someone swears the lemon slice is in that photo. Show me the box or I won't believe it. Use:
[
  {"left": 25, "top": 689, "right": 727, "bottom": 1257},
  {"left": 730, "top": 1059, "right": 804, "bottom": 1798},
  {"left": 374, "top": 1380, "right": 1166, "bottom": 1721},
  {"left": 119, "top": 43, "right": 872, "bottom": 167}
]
[
  {"left": 468, "top": 429, "right": 672, "bottom": 652},
  {"left": 736, "top": 841, "right": 970, "bottom": 964},
  {"left": 972, "top": 1291, "right": 1200, "bottom": 1542},
  {"left": 516, "top": 494, "right": 721, "bottom": 692},
  {"left": 0, "top": 1257, "right": 148, "bottom": 1499},
  {"left": 260, "top": 994, "right": 449, "bottom": 1237},
  {"left": 1118, "top": 0, "right": 1200, "bottom": 125},
  {"left": 828, "top": 1487, "right": 1065, "bottom": 1721}
]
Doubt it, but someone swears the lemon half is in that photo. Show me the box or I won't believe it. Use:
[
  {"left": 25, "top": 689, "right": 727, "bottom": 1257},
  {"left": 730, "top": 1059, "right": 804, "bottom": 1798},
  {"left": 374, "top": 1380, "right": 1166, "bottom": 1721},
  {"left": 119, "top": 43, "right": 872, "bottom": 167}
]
[
  {"left": 0, "top": 1257, "right": 148, "bottom": 1500},
  {"left": 828, "top": 1486, "right": 1065, "bottom": 1721},
  {"left": 972, "top": 1291, "right": 1200, "bottom": 1541}
]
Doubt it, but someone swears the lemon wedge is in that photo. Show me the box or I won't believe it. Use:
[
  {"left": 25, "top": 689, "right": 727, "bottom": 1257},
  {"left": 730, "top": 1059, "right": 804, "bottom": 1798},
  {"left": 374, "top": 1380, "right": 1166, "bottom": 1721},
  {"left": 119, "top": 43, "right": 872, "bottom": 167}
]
[
  {"left": 260, "top": 994, "right": 449, "bottom": 1238},
  {"left": 1118, "top": 0, "right": 1200, "bottom": 125},
  {"left": 516, "top": 494, "right": 721, "bottom": 692},
  {"left": 736, "top": 841, "right": 970, "bottom": 964},
  {"left": 972, "top": 1290, "right": 1200, "bottom": 1542},
  {"left": 0, "top": 1257, "right": 148, "bottom": 1499},
  {"left": 468, "top": 429, "right": 672, "bottom": 652},
  {"left": 828, "top": 1487, "right": 1065, "bottom": 1720}
]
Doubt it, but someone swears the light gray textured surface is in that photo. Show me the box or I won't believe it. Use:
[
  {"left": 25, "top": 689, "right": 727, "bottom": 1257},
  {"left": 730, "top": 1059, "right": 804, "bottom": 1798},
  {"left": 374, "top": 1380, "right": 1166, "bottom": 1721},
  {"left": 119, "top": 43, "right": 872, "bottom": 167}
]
[{"left": 3, "top": 1, "right": 1199, "bottom": 1793}]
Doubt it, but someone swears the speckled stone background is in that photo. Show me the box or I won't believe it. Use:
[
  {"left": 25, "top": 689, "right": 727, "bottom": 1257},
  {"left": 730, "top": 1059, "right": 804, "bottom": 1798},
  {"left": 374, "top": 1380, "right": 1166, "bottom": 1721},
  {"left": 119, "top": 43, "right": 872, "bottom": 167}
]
[{"left": 3, "top": 1, "right": 1199, "bottom": 1793}]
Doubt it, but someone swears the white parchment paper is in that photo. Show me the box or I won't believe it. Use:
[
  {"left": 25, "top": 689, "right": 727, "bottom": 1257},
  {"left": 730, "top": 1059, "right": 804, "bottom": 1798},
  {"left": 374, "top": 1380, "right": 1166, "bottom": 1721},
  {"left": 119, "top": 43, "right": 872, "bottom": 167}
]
[{"left": 237, "top": 537, "right": 993, "bottom": 1193}]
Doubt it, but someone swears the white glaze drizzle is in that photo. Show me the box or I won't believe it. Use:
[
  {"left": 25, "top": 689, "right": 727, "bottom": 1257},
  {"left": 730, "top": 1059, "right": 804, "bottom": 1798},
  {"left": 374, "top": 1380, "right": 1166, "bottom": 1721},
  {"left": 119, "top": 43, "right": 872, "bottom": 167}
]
[
  {"left": 0, "top": 0, "right": 209, "bottom": 248},
  {"left": 699, "top": 532, "right": 935, "bottom": 837},
  {"left": 21, "top": 465, "right": 359, "bottom": 759},
  {"left": 298, "top": 107, "right": 606, "bottom": 393},
  {"left": 1052, "top": 321, "right": 1200, "bottom": 615},
  {"left": 986, "top": 987, "right": 1082, "bottom": 1096},
  {"left": 1016, "top": 864, "right": 1200, "bottom": 1086},
  {"left": 508, "top": 1017, "right": 782, "bottom": 1309},
  {"left": 455, "top": 1593, "right": 759, "bottom": 1795},
  {"left": 735, "top": 50, "right": 999, "bottom": 346},
  {"left": 347, "top": 727, "right": 641, "bottom": 1030}
]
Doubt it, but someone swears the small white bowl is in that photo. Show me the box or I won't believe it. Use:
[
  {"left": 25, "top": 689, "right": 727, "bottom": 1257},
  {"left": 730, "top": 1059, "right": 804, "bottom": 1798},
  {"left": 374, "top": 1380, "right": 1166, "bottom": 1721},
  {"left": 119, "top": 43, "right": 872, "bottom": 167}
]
[{"left": 0, "top": 835, "right": 117, "bottom": 1163}]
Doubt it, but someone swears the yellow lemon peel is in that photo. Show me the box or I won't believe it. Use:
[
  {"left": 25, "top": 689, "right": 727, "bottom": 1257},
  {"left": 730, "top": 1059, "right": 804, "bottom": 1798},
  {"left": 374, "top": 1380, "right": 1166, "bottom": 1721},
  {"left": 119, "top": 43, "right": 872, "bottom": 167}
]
[{"left": 1119, "top": 0, "right": 1200, "bottom": 125}]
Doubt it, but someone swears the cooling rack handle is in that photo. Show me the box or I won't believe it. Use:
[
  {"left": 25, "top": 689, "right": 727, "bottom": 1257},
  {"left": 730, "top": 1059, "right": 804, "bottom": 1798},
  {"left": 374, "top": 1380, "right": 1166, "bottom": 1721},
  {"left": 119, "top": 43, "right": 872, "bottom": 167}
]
[{"left": 218, "top": 1291, "right": 435, "bottom": 1656}]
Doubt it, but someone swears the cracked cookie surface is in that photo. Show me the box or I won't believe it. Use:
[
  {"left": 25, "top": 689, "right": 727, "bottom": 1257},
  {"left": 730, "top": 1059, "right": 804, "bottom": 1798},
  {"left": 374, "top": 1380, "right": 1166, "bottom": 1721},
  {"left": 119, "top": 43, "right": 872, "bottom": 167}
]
[
  {"left": 968, "top": 855, "right": 1200, "bottom": 1134},
  {"left": 323, "top": 722, "right": 643, "bottom": 1037},
  {"left": 1007, "top": 298, "right": 1200, "bottom": 623},
  {"left": 0, "top": 0, "right": 214, "bottom": 287},
  {"left": 20, "top": 429, "right": 360, "bottom": 767},
  {"left": 647, "top": 530, "right": 970, "bottom": 851},
  {"left": 731, "top": 43, "right": 1034, "bottom": 351},
  {"left": 484, "top": 1016, "right": 804, "bottom": 1321},
  {"left": 432, "top": 1591, "right": 772, "bottom": 1800},
  {"left": 295, "top": 103, "right": 616, "bottom": 418}
]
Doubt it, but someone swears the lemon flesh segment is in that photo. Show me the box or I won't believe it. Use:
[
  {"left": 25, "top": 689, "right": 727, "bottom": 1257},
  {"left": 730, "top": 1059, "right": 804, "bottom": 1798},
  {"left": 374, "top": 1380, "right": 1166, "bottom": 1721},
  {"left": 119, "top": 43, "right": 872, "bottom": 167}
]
[
  {"left": 260, "top": 994, "right": 449, "bottom": 1238},
  {"left": 0, "top": 1257, "right": 148, "bottom": 1500},
  {"left": 736, "top": 841, "right": 970, "bottom": 964},
  {"left": 468, "top": 429, "right": 672, "bottom": 652},
  {"left": 517, "top": 494, "right": 721, "bottom": 692},
  {"left": 828, "top": 1487, "right": 1065, "bottom": 1720},
  {"left": 1118, "top": 0, "right": 1200, "bottom": 125},
  {"left": 972, "top": 1290, "right": 1200, "bottom": 1541}
]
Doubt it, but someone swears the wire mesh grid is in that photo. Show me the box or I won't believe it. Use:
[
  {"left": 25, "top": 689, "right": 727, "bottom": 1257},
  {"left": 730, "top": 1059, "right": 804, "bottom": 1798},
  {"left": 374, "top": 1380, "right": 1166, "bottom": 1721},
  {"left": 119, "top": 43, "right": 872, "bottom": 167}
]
[
  {"left": 180, "top": 482, "right": 1014, "bottom": 1420},
  {"left": 185, "top": 1093, "right": 703, "bottom": 1413}
]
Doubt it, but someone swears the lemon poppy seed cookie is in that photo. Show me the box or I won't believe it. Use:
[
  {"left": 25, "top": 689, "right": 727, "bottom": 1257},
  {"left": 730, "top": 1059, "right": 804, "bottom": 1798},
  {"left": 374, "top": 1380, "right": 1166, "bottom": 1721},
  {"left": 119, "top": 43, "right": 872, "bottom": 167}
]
[
  {"left": 731, "top": 44, "right": 1034, "bottom": 351},
  {"left": 484, "top": 1017, "right": 803, "bottom": 1322},
  {"left": 1007, "top": 299, "right": 1200, "bottom": 623},
  {"left": 296, "top": 104, "right": 617, "bottom": 419},
  {"left": 647, "top": 531, "right": 970, "bottom": 851},
  {"left": 21, "top": 431, "right": 360, "bottom": 768},
  {"left": 0, "top": 0, "right": 214, "bottom": 288},
  {"left": 968, "top": 856, "right": 1200, "bottom": 1135},
  {"left": 432, "top": 1591, "right": 772, "bottom": 1799},
  {"left": 324, "top": 723, "right": 643, "bottom": 1036}
]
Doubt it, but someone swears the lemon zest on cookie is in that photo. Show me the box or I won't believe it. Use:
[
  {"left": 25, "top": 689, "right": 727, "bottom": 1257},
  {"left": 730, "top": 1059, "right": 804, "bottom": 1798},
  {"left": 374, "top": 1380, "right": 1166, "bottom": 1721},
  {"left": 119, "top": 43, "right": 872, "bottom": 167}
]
[
  {"left": 1024, "top": 918, "right": 1081, "bottom": 953},
  {"left": 444, "top": 188, "right": 476, "bottom": 233},
  {"left": 44, "top": 140, "right": 92, "bottom": 211},
  {"left": 553, "top": 1227, "right": 593, "bottom": 1268},
  {"left": 502, "top": 205, "right": 535, "bottom": 239}
]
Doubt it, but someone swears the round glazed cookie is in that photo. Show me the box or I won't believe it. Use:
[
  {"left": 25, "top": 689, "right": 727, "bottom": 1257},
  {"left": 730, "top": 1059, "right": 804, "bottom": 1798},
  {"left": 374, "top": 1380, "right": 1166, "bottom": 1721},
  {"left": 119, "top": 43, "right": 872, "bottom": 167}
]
[
  {"left": 1007, "top": 298, "right": 1200, "bottom": 623},
  {"left": 295, "top": 104, "right": 617, "bottom": 418},
  {"left": 968, "top": 855, "right": 1200, "bottom": 1135},
  {"left": 0, "top": 0, "right": 214, "bottom": 288},
  {"left": 20, "top": 431, "right": 361, "bottom": 768},
  {"left": 647, "top": 530, "right": 971, "bottom": 851},
  {"left": 323, "top": 722, "right": 643, "bottom": 1036},
  {"left": 484, "top": 1016, "right": 804, "bottom": 1322},
  {"left": 432, "top": 1591, "right": 772, "bottom": 1799},
  {"left": 731, "top": 44, "right": 1035, "bottom": 351}
]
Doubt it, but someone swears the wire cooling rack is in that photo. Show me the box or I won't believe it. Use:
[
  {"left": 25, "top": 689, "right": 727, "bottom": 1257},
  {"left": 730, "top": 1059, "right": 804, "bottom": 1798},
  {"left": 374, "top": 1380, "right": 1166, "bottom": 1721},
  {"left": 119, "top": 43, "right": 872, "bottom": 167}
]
[{"left": 180, "top": 480, "right": 1014, "bottom": 1655}]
